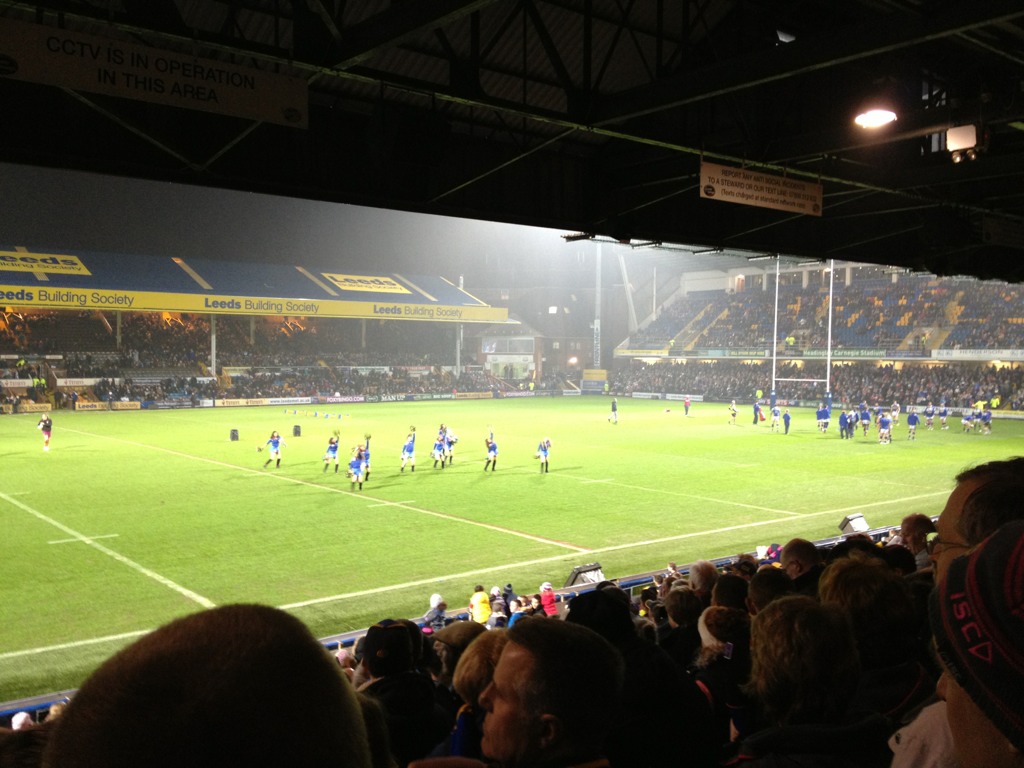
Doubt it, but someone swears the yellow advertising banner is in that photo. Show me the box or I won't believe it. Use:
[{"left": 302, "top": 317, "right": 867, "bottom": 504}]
[
  {"left": 16, "top": 403, "right": 52, "bottom": 413},
  {"left": 700, "top": 161, "right": 822, "bottom": 217},
  {"left": 582, "top": 369, "right": 608, "bottom": 381},
  {"left": 0, "top": 251, "right": 91, "bottom": 276},
  {"left": 0, "top": 285, "right": 508, "bottom": 323},
  {"left": 111, "top": 401, "right": 142, "bottom": 410},
  {"left": 74, "top": 402, "right": 103, "bottom": 411},
  {"left": 322, "top": 274, "right": 412, "bottom": 294},
  {"left": 455, "top": 391, "right": 493, "bottom": 400},
  {"left": 0, "top": 17, "right": 307, "bottom": 128}
]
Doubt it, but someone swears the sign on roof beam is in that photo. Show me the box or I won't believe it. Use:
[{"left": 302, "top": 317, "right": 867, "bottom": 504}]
[
  {"left": 0, "top": 17, "right": 308, "bottom": 128},
  {"left": 700, "top": 161, "right": 822, "bottom": 217}
]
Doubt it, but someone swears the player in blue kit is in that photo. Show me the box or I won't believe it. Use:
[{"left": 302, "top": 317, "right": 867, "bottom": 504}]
[
  {"left": 981, "top": 406, "right": 993, "bottom": 434},
  {"left": 877, "top": 413, "right": 892, "bottom": 444},
  {"left": 261, "top": 431, "right": 286, "bottom": 469},
  {"left": 906, "top": 408, "right": 919, "bottom": 440},
  {"left": 484, "top": 429, "right": 498, "bottom": 472},
  {"left": 924, "top": 402, "right": 935, "bottom": 429},
  {"left": 939, "top": 403, "right": 949, "bottom": 429},
  {"left": 361, "top": 433, "right": 372, "bottom": 480},
  {"left": 400, "top": 427, "right": 416, "bottom": 472},
  {"left": 443, "top": 427, "right": 458, "bottom": 464},
  {"left": 783, "top": 409, "right": 791, "bottom": 434},
  {"left": 536, "top": 437, "right": 551, "bottom": 473},
  {"left": 961, "top": 412, "right": 975, "bottom": 433},
  {"left": 323, "top": 436, "right": 340, "bottom": 473},
  {"left": 609, "top": 397, "right": 618, "bottom": 424},
  {"left": 348, "top": 448, "right": 364, "bottom": 490},
  {"left": 432, "top": 432, "right": 447, "bottom": 469},
  {"left": 769, "top": 405, "right": 781, "bottom": 432},
  {"left": 859, "top": 405, "right": 872, "bottom": 436}
]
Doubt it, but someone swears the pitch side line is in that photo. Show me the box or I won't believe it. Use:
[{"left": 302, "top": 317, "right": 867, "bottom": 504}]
[
  {"left": 0, "top": 630, "right": 150, "bottom": 661},
  {"left": 3, "top": 489, "right": 949, "bottom": 657},
  {"left": 280, "top": 489, "right": 949, "bottom": 610},
  {"left": 0, "top": 491, "right": 215, "bottom": 609},
  {"left": 61, "top": 428, "right": 589, "bottom": 553}
]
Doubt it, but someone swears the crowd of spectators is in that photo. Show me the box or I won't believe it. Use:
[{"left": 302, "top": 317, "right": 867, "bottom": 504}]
[
  {"left": 7, "top": 457, "right": 1024, "bottom": 768},
  {"left": 626, "top": 272, "right": 1024, "bottom": 353},
  {"left": 609, "top": 359, "right": 1024, "bottom": 410}
]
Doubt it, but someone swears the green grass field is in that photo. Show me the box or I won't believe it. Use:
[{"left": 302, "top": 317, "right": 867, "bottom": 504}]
[{"left": 2, "top": 396, "right": 1020, "bottom": 702}]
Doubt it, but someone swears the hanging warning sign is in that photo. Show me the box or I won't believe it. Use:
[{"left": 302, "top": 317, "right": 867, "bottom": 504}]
[{"left": 700, "top": 161, "right": 822, "bottom": 216}]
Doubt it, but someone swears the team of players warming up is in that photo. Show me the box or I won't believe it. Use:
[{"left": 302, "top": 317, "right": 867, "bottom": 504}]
[
  {"left": 256, "top": 423, "right": 552, "bottom": 489},
  {"left": 797, "top": 399, "right": 993, "bottom": 443}
]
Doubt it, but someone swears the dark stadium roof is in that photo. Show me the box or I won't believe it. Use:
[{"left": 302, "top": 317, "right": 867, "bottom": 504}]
[
  {"left": 0, "top": 247, "right": 507, "bottom": 322},
  {"left": 2, "top": 1, "right": 1024, "bottom": 282}
]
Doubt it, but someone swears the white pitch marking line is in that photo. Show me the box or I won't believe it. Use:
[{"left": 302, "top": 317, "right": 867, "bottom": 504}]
[
  {"left": 0, "top": 629, "right": 152, "bottom": 661},
  {"left": 4, "top": 489, "right": 952, "bottom": 655},
  {"left": 0, "top": 491, "right": 215, "bottom": 609},
  {"left": 367, "top": 500, "right": 417, "bottom": 507},
  {"left": 49, "top": 534, "right": 119, "bottom": 545},
  {"left": 581, "top": 478, "right": 614, "bottom": 484},
  {"left": 280, "top": 490, "right": 950, "bottom": 610},
  {"left": 61, "top": 427, "right": 588, "bottom": 553}
]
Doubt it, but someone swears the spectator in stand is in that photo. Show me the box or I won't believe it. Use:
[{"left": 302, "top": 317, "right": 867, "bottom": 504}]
[
  {"left": 900, "top": 513, "right": 937, "bottom": 572},
  {"left": 428, "top": 628, "right": 509, "bottom": 761},
  {"left": 460, "top": 617, "right": 625, "bottom": 768},
  {"left": 538, "top": 581, "right": 559, "bottom": 616},
  {"left": 358, "top": 619, "right": 451, "bottom": 768},
  {"left": 711, "top": 573, "right": 749, "bottom": 611},
  {"left": 40, "top": 604, "right": 375, "bottom": 768},
  {"left": 779, "top": 538, "right": 826, "bottom": 597},
  {"left": 565, "top": 588, "right": 719, "bottom": 768},
  {"left": 726, "top": 595, "right": 893, "bottom": 767},
  {"left": 930, "top": 457, "right": 1024, "bottom": 583},
  {"left": 487, "top": 586, "right": 509, "bottom": 626},
  {"left": 890, "top": 457, "right": 1024, "bottom": 768},
  {"left": 745, "top": 566, "right": 794, "bottom": 615},
  {"left": 930, "top": 520, "right": 1024, "bottom": 768},
  {"left": 692, "top": 605, "right": 753, "bottom": 745},
  {"left": 723, "top": 556, "right": 758, "bottom": 582},
  {"left": 431, "top": 620, "right": 487, "bottom": 724},
  {"left": 467, "top": 585, "right": 491, "bottom": 625},
  {"left": 687, "top": 560, "right": 720, "bottom": 609},
  {"left": 818, "top": 553, "right": 935, "bottom": 722},
  {"left": 423, "top": 593, "right": 448, "bottom": 634},
  {"left": 659, "top": 585, "right": 704, "bottom": 671}
]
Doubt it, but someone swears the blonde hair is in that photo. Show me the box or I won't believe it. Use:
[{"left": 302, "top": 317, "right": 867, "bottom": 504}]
[{"left": 452, "top": 629, "right": 509, "bottom": 706}]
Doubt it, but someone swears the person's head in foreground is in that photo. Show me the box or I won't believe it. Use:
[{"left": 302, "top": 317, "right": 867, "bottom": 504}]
[
  {"left": 477, "top": 616, "right": 623, "bottom": 768},
  {"left": 41, "top": 603, "right": 372, "bottom": 768},
  {"left": 931, "top": 519, "right": 1024, "bottom": 768}
]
